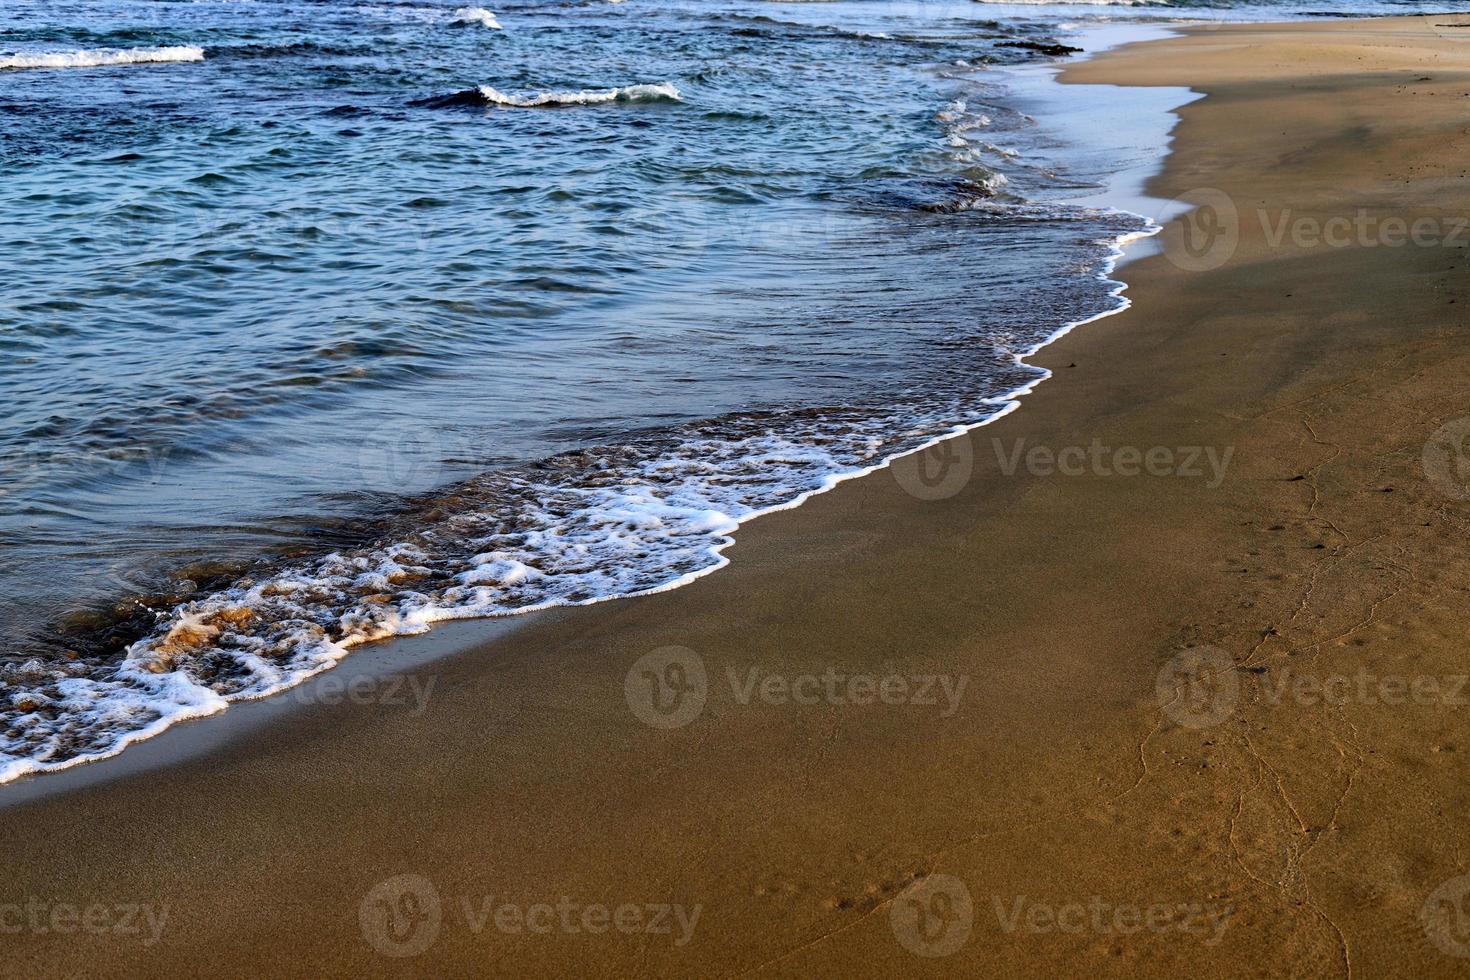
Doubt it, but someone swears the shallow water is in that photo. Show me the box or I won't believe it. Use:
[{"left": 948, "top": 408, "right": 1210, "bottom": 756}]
[{"left": 3, "top": 0, "right": 1466, "bottom": 780}]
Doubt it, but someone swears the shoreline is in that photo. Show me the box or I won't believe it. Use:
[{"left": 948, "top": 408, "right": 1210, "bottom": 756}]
[
  {"left": 7, "top": 13, "right": 1470, "bottom": 977},
  {"left": 0, "top": 21, "right": 1190, "bottom": 792}
]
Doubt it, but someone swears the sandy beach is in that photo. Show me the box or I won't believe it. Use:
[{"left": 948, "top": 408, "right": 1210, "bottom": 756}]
[{"left": 7, "top": 13, "right": 1470, "bottom": 977}]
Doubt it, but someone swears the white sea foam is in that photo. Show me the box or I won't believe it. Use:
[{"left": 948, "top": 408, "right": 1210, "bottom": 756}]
[
  {"left": 451, "top": 7, "right": 501, "bottom": 29},
  {"left": 0, "top": 46, "right": 204, "bottom": 71},
  {"left": 936, "top": 98, "right": 1014, "bottom": 197},
  {"left": 475, "top": 81, "right": 681, "bottom": 107}
]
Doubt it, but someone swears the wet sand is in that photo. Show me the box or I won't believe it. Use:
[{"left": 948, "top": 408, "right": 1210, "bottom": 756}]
[{"left": 6, "top": 15, "right": 1470, "bottom": 978}]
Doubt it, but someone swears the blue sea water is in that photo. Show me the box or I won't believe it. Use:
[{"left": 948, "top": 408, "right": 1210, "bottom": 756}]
[{"left": 2, "top": 0, "right": 1465, "bottom": 779}]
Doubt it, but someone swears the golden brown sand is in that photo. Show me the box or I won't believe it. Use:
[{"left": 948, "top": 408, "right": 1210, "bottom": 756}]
[{"left": 6, "top": 15, "right": 1470, "bottom": 978}]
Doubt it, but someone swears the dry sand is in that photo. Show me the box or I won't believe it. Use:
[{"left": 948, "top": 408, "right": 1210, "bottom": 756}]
[{"left": 5, "top": 14, "right": 1470, "bottom": 978}]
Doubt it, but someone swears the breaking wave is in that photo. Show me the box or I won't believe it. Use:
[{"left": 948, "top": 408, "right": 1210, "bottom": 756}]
[
  {"left": 418, "top": 81, "right": 682, "bottom": 108},
  {"left": 451, "top": 7, "right": 502, "bottom": 29},
  {"left": 0, "top": 45, "right": 204, "bottom": 70}
]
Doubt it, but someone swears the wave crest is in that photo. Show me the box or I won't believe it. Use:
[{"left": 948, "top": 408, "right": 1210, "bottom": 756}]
[
  {"left": 451, "top": 7, "right": 502, "bottom": 29},
  {"left": 0, "top": 46, "right": 205, "bottom": 71},
  {"left": 417, "top": 82, "right": 682, "bottom": 109},
  {"left": 476, "top": 82, "right": 681, "bottom": 107}
]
